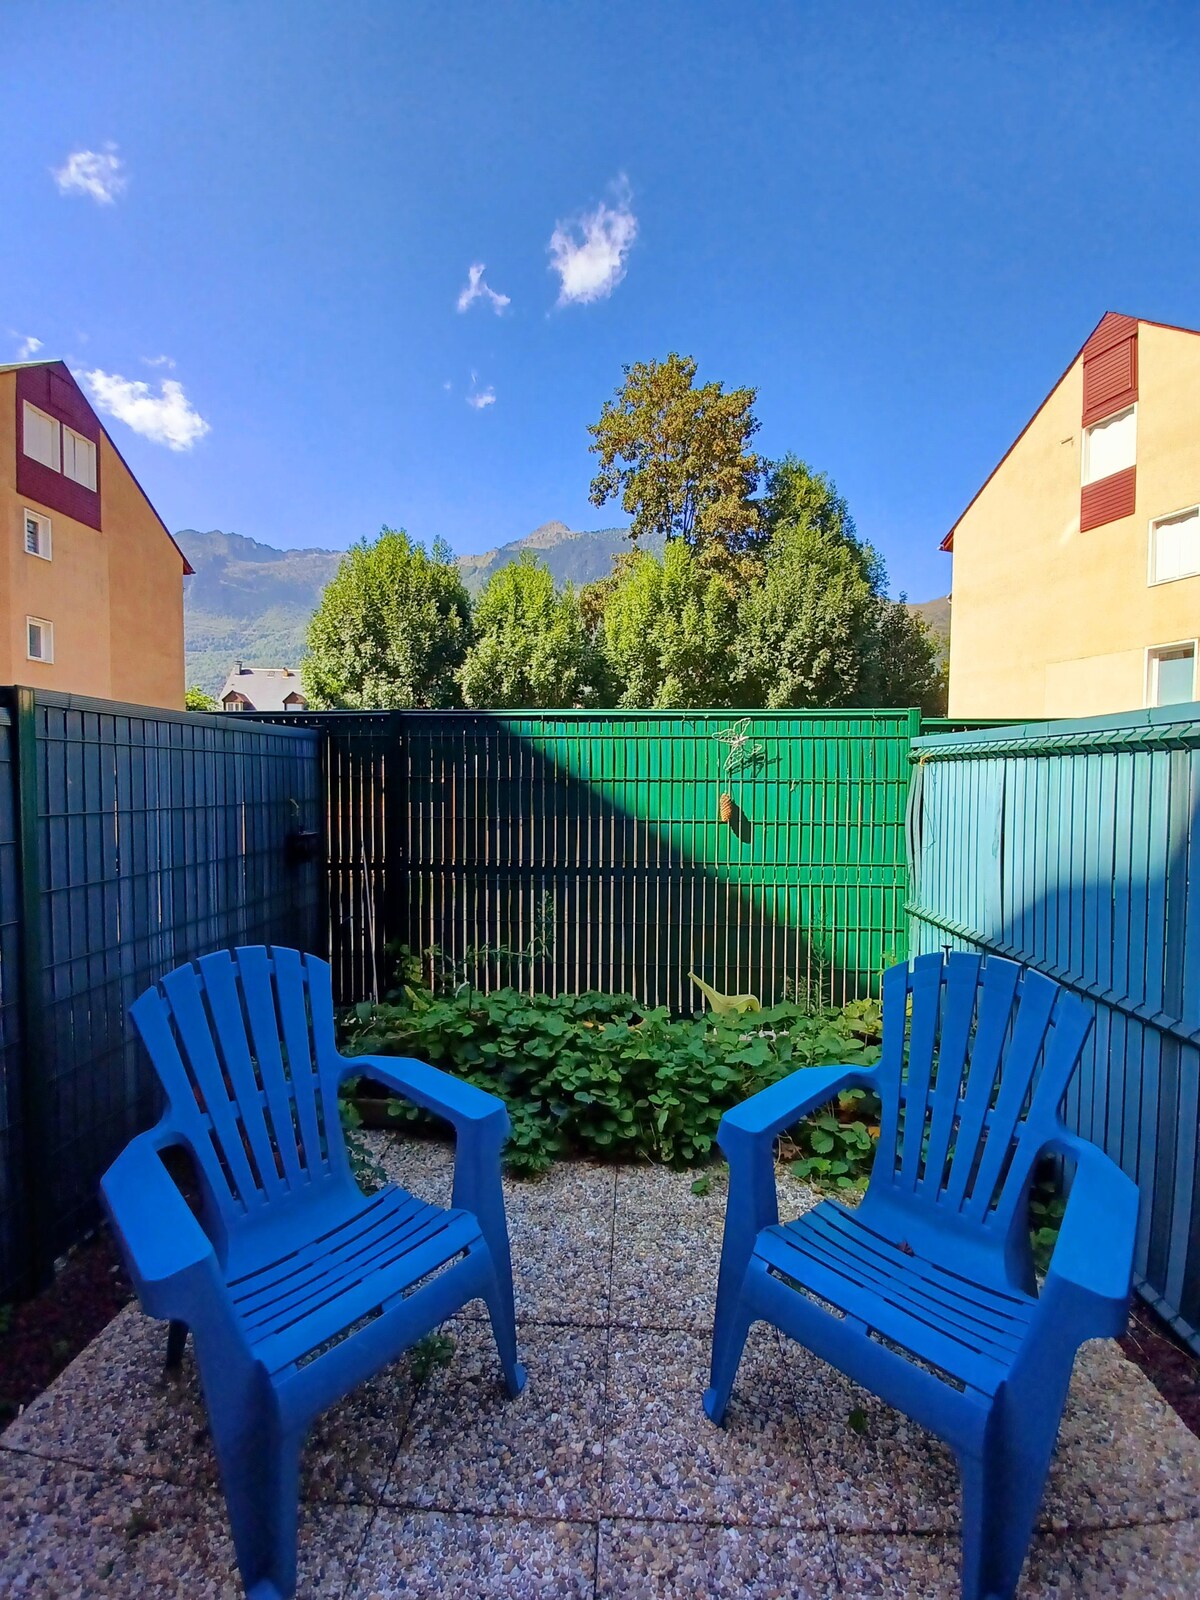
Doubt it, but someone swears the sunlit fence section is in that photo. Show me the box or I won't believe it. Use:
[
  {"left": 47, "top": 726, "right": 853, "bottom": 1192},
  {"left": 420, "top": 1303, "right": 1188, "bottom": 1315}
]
[
  {"left": 908, "top": 705, "right": 1200, "bottom": 1355},
  {"left": 260, "top": 708, "right": 922, "bottom": 1012}
]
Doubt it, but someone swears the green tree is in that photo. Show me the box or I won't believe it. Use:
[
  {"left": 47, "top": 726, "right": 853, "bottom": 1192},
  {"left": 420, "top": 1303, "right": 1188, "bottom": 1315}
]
[
  {"left": 303, "top": 528, "right": 471, "bottom": 709},
  {"left": 588, "top": 353, "right": 763, "bottom": 553},
  {"left": 602, "top": 540, "right": 740, "bottom": 708},
  {"left": 458, "top": 553, "right": 606, "bottom": 708},
  {"left": 184, "top": 685, "right": 219, "bottom": 711},
  {"left": 736, "top": 457, "right": 941, "bottom": 709}
]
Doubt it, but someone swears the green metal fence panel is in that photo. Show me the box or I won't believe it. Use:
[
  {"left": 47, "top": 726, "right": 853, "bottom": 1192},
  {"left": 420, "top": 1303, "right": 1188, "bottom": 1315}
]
[
  {"left": 0, "top": 689, "right": 323, "bottom": 1297},
  {"left": 908, "top": 703, "right": 1200, "bottom": 1353},
  {"left": 256, "top": 708, "right": 921, "bottom": 1011},
  {"left": 0, "top": 706, "right": 24, "bottom": 1297}
]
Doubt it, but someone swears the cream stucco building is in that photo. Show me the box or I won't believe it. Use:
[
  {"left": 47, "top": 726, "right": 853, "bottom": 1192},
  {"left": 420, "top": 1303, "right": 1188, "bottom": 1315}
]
[
  {"left": 944, "top": 312, "right": 1200, "bottom": 718},
  {"left": 0, "top": 360, "right": 190, "bottom": 709}
]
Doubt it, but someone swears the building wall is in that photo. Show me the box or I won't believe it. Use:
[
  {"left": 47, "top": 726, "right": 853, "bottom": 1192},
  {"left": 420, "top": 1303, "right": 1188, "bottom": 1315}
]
[
  {"left": 947, "top": 322, "right": 1200, "bottom": 718},
  {"left": 0, "top": 370, "right": 186, "bottom": 708}
]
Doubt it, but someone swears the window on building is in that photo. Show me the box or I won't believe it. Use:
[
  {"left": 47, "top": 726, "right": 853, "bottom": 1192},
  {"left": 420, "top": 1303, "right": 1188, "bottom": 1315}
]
[
  {"left": 62, "top": 426, "right": 97, "bottom": 490},
  {"left": 23, "top": 508, "right": 51, "bottom": 559},
  {"left": 23, "top": 402, "right": 60, "bottom": 471},
  {"left": 1147, "top": 642, "right": 1197, "bottom": 707},
  {"left": 1082, "top": 404, "right": 1136, "bottom": 486},
  {"left": 1150, "top": 507, "right": 1200, "bottom": 585},
  {"left": 26, "top": 617, "right": 54, "bottom": 664}
]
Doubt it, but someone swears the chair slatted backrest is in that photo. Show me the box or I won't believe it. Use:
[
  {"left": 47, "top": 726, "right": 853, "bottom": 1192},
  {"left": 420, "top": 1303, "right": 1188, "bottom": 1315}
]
[
  {"left": 131, "top": 946, "right": 349, "bottom": 1238},
  {"left": 870, "top": 952, "right": 1092, "bottom": 1243}
]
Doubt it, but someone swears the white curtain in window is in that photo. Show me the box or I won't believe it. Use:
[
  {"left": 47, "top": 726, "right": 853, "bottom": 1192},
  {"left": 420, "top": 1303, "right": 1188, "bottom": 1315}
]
[
  {"left": 23, "top": 403, "right": 60, "bottom": 470},
  {"left": 1153, "top": 509, "right": 1200, "bottom": 583},
  {"left": 1083, "top": 406, "right": 1137, "bottom": 485}
]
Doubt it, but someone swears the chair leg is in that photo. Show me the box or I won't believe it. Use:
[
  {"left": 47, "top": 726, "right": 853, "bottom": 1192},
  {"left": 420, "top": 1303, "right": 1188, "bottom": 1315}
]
[
  {"left": 959, "top": 1399, "right": 1065, "bottom": 1600},
  {"left": 165, "top": 1319, "right": 188, "bottom": 1370},
  {"left": 703, "top": 1299, "right": 754, "bottom": 1425},
  {"left": 483, "top": 1269, "right": 527, "bottom": 1398},
  {"left": 209, "top": 1393, "right": 304, "bottom": 1600}
]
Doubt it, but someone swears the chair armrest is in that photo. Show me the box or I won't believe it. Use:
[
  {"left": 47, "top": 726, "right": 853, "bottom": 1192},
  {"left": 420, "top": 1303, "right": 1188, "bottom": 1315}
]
[
  {"left": 100, "top": 1131, "right": 219, "bottom": 1321},
  {"left": 345, "top": 1053, "right": 510, "bottom": 1141},
  {"left": 718, "top": 1062, "right": 878, "bottom": 1151},
  {"left": 1040, "top": 1130, "right": 1139, "bottom": 1338}
]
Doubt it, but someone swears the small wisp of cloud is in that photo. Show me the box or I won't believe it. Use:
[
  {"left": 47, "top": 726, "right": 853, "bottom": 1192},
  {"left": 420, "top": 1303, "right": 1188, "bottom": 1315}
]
[
  {"left": 548, "top": 176, "right": 637, "bottom": 306},
  {"left": 14, "top": 335, "right": 43, "bottom": 361},
  {"left": 53, "top": 143, "right": 128, "bottom": 205},
  {"left": 84, "top": 370, "right": 211, "bottom": 451},
  {"left": 141, "top": 353, "right": 176, "bottom": 370},
  {"left": 466, "top": 371, "right": 496, "bottom": 410},
  {"left": 456, "top": 263, "right": 511, "bottom": 315}
]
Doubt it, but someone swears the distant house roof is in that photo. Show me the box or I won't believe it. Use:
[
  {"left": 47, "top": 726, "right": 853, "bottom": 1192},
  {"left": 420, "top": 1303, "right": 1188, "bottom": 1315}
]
[
  {"left": 218, "top": 664, "right": 309, "bottom": 712},
  {"left": 0, "top": 358, "right": 193, "bottom": 574},
  {"left": 940, "top": 310, "right": 1200, "bottom": 553}
]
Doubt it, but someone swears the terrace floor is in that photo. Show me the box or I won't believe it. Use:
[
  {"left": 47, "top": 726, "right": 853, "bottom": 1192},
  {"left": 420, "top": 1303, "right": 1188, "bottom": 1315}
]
[{"left": 2, "top": 1134, "right": 1199, "bottom": 1598}]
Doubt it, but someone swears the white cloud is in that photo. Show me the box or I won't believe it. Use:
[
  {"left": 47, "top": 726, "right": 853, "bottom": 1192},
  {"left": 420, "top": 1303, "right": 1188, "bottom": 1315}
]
[
  {"left": 141, "top": 353, "right": 176, "bottom": 369},
  {"left": 456, "top": 262, "right": 511, "bottom": 315},
  {"left": 15, "top": 334, "right": 43, "bottom": 360},
  {"left": 52, "top": 143, "right": 128, "bottom": 204},
  {"left": 466, "top": 372, "right": 496, "bottom": 410},
  {"left": 548, "top": 177, "right": 638, "bottom": 306},
  {"left": 84, "top": 369, "right": 211, "bottom": 451}
]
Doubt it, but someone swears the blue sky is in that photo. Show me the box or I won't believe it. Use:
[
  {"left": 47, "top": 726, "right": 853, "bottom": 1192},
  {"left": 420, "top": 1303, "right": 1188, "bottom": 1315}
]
[{"left": 3, "top": 2, "right": 1199, "bottom": 601}]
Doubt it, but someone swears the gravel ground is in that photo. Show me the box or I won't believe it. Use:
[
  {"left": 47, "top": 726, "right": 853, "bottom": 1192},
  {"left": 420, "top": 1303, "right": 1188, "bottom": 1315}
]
[{"left": 2, "top": 1133, "right": 1199, "bottom": 1598}]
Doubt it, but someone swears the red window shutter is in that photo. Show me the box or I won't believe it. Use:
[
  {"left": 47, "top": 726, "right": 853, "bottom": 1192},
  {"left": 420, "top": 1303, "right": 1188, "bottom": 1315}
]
[
  {"left": 1082, "top": 312, "right": 1138, "bottom": 426},
  {"left": 1081, "top": 466, "right": 1136, "bottom": 531}
]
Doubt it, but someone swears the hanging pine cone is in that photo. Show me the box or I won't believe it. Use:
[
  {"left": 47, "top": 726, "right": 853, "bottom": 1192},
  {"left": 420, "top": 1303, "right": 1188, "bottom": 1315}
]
[{"left": 718, "top": 791, "right": 734, "bottom": 824}]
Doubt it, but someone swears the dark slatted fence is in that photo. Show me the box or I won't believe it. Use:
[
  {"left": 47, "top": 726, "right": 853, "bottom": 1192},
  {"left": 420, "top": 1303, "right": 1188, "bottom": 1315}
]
[{"left": 0, "top": 688, "right": 322, "bottom": 1299}]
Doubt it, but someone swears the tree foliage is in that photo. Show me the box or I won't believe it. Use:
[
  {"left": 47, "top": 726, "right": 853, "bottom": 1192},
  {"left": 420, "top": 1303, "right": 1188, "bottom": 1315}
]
[
  {"left": 184, "top": 685, "right": 219, "bottom": 712},
  {"left": 303, "top": 528, "right": 471, "bottom": 709},
  {"left": 459, "top": 553, "right": 605, "bottom": 708},
  {"left": 588, "top": 353, "right": 763, "bottom": 553},
  {"left": 601, "top": 539, "right": 739, "bottom": 709},
  {"left": 736, "top": 457, "right": 943, "bottom": 711}
]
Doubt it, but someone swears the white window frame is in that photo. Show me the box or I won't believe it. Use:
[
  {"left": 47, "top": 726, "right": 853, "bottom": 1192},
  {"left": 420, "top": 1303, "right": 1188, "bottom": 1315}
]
[
  {"left": 26, "top": 616, "right": 54, "bottom": 664},
  {"left": 23, "top": 507, "right": 52, "bottom": 561},
  {"left": 1148, "top": 503, "right": 1200, "bottom": 586},
  {"left": 62, "top": 425, "right": 97, "bottom": 490},
  {"left": 1145, "top": 639, "right": 1198, "bottom": 708},
  {"left": 22, "top": 402, "right": 61, "bottom": 471},
  {"left": 1082, "top": 402, "right": 1137, "bottom": 487}
]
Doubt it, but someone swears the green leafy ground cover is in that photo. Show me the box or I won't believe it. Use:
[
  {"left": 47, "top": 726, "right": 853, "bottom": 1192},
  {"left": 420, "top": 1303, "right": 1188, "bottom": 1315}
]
[{"left": 341, "top": 983, "right": 882, "bottom": 1177}]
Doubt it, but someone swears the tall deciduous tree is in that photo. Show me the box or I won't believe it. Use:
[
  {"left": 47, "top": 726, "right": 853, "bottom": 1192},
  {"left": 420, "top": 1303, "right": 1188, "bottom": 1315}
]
[
  {"left": 303, "top": 527, "right": 471, "bottom": 709},
  {"left": 459, "top": 553, "right": 606, "bottom": 708},
  {"left": 736, "top": 457, "right": 943, "bottom": 710},
  {"left": 601, "top": 540, "right": 739, "bottom": 708},
  {"left": 588, "top": 353, "right": 763, "bottom": 554}
]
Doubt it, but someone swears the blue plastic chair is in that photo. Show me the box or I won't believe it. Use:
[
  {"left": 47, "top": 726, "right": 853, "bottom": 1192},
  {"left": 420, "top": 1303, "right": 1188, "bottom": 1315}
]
[
  {"left": 705, "top": 952, "right": 1138, "bottom": 1600},
  {"left": 101, "top": 946, "right": 525, "bottom": 1600}
]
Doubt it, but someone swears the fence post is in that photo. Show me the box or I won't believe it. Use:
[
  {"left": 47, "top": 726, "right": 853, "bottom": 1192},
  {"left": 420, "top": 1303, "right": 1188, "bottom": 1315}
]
[{"left": 12, "top": 686, "right": 53, "bottom": 1293}]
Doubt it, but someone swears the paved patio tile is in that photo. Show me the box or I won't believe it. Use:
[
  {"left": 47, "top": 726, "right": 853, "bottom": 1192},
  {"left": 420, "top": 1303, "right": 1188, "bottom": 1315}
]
[
  {"left": 1062, "top": 1517, "right": 1200, "bottom": 1598},
  {"left": 0, "top": 1448, "right": 367, "bottom": 1598},
  {"left": 384, "top": 1318, "right": 606, "bottom": 1519},
  {"left": 597, "top": 1517, "right": 838, "bottom": 1597},
  {"left": 785, "top": 1344, "right": 961, "bottom": 1535},
  {"left": 1045, "top": 1339, "right": 1200, "bottom": 1529},
  {"left": 348, "top": 1508, "right": 596, "bottom": 1598},
  {"left": 832, "top": 1528, "right": 1091, "bottom": 1597},
  {"left": 368, "top": 1132, "right": 616, "bottom": 1326},
  {"left": 610, "top": 1162, "right": 816, "bottom": 1332},
  {"left": 603, "top": 1326, "right": 824, "bottom": 1528},
  {"left": 0, "top": 1305, "right": 415, "bottom": 1507}
]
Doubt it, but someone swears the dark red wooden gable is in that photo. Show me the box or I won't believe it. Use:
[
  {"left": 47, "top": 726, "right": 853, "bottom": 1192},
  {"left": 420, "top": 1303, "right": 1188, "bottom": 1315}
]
[
  {"left": 1082, "top": 312, "right": 1138, "bottom": 426},
  {"left": 15, "top": 362, "right": 103, "bottom": 531}
]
